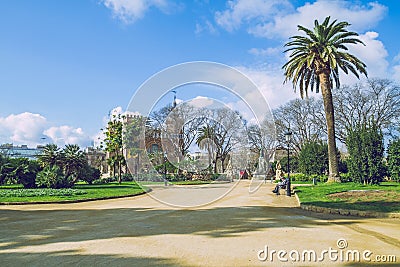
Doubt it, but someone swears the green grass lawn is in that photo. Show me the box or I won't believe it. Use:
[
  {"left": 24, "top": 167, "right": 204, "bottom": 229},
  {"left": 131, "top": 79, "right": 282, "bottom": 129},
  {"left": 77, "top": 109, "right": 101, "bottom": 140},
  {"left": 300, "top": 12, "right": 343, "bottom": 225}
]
[
  {"left": 295, "top": 182, "right": 400, "bottom": 213},
  {"left": 290, "top": 180, "right": 314, "bottom": 185},
  {"left": 0, "top": 182, "right": 147, "bottom": 203}
]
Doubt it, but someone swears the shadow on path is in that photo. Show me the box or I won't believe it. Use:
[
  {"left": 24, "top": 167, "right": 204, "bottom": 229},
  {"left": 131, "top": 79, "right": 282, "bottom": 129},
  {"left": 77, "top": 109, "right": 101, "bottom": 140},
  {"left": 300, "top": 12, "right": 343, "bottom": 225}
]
[{"left": 1, "top": 205, "right": 362, "bottom": 250}]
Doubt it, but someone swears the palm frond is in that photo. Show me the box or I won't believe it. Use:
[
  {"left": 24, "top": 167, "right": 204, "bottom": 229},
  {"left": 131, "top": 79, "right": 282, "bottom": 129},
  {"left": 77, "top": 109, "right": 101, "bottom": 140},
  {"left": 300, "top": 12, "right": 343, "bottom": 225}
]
[{"left": 282, "top": 16, "right": 367, "bottom": 96}]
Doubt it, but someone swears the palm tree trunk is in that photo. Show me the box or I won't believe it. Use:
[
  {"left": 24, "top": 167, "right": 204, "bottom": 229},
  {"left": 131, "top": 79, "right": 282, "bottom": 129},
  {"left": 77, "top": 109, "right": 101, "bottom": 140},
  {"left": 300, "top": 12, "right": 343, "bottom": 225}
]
[{"left": 320, "top": 72, "right": 340, "bottom": 182}]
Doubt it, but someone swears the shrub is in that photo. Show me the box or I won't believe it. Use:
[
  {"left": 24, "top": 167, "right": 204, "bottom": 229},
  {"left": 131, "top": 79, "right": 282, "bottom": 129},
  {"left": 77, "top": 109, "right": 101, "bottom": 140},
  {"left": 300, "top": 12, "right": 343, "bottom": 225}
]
[
  {"left": 14, "top": 159, "right": 41, "bottom": 188},
  {"left": 93, "top": 176, "right": 117, "bottom": 184},
  {"left": 298, "top": 141, "right": 328, "bottom": 175},
  {"left": 279, "top": 155, "right": 299, "bottom": 173},
  {"left": 339, "top": 172, "right": 353, "bottom": 183},
  {"left": 346, "top": 122, "right": 385, "bottom": 185},
  {"left": 0, "top": 158, "right": 16, "bottom": 185},
  {"left": 289, "top": 173, "right": 308, "bottom": 182},
  {"left": 78, "top": 164, "right": 101, "bottom": 184},
  {"left": 0, "top": 188, "right": 87, "bottom": 197},
  {"left": 289, "top": 173, "right": 328, "bottom": 183},
  {"left": 122, "top": 173, "right": 135, "bottom": 181},
  {"left": 338, "top": 157, "right": 349, "bottom": 174},
  {"left": 36, "top": 165, "right": 73, "bottom": 188},
  {"left": 387, "top": 139, "right": 400, "bottom": 182}
]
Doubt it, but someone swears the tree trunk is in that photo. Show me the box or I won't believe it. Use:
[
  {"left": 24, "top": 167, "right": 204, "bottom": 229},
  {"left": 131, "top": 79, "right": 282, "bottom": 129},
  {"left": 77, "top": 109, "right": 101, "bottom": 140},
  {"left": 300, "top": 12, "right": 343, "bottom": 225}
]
[
  {"left": 319, "top": 71, "right": 340, "bottom": 182},
  {"left": 221, "top": 157, "right": 226, "bottom": 173},
  {"left": 118, "top": 160, "right": 122, "bottom": 184},
  {"left": 213, "top": 157, "right": 218, "bottom": 174}
]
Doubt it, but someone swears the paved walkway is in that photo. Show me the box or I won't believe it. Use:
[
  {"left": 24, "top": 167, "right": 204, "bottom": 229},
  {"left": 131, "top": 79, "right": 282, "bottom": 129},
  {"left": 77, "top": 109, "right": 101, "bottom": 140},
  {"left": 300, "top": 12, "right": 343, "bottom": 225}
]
[{"left": 0, "top": 181, "right": 399, "bottom": 266}]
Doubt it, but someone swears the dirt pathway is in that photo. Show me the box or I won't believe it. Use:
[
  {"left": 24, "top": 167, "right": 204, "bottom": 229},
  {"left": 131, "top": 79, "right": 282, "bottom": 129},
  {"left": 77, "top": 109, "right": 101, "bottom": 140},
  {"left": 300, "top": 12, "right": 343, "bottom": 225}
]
[{"left": 0, "top": 181, "right": 398, "bottom": 266}]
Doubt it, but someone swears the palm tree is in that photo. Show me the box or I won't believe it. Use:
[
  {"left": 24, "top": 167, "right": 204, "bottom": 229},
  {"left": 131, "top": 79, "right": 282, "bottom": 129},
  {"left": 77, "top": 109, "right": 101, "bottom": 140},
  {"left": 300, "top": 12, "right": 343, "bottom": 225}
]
[
  {"left": 283, "top": 16, "right": 367, "bottom": 182},
  {"left": 62, "top": 144, "right": 85, "bottom": 182},
  {"left": 38, "top": 144, "right": 61, "bottom": 168},
  {"left": 196, "top": 125, "right": 217, "bottom": 173}
]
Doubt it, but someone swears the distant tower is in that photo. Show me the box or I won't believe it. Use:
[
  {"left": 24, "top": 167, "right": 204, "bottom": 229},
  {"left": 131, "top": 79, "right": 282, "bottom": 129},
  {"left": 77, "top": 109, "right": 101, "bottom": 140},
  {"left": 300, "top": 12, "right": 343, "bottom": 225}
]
[{"left": 172, "top": 90, "right": 177, "bottom": 109}]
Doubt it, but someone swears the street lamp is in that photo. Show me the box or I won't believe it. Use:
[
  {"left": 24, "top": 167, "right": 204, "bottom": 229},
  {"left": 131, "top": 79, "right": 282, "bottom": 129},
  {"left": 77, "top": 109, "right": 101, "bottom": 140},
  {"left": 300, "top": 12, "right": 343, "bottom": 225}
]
[
  {"left": 284, "top": 128, "right": 293, "bottom": 197},
  {"left": 164, "top": 151, "right": 168, "bottom": 186}
]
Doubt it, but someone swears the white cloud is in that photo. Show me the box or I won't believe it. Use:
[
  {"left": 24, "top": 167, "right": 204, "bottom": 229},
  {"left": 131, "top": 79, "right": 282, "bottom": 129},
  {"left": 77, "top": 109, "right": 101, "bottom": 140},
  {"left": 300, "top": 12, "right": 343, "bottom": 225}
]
[
  {"left": 0, "top": 112, "right": 47, "bottom": 147},
  {"left": 190, "top": 96, "right": 215, "bottom": 108},
  {"left": 0, "top": 112, "right": 92, "bottom": 148},
  {"left": 175, "top": 98, "right": 184, "bottom": 105},
  {"left": 393, "top": 65, "right": 400, "bottom": 83},
  {"left": 217, "top": 1, "right": 391, "bottom": 85},
  {"left": 215, "top": 0, "right": 292, "bottom": 32},
  {"left": 235, "top": 66, "right": 300, "bottom": 110},
  {"left": 349, "top": 31, "right": 388, "bottom": 79},
  {"left": 195, "top": 20, "right": 218, "bottom": 35},
  {"left": 219, "top": 65, "right": 303, "bottom": 125},
  {"left": 393, "top": 53, "right": 400, "bottom": 64},
  {"left": 248, "top": 47, "right": 281, "bottom": 57},
  {"left": 110, "top": 106, "right": 123, "bottom": 116},
  {"left": 247, "top": 0, "right": 386, "bottom": 39},
  {"left": 217, "top": 0, "right": 392, "bottom": 81},
  {"left": 215, "top": 1, "right": 386, "bottom": 39},
  {"left": 44, "top": 126, "right": 92, "bottom": 148},
  {"left": 102, "top": 0, "right": 181, "bottom": 23}
]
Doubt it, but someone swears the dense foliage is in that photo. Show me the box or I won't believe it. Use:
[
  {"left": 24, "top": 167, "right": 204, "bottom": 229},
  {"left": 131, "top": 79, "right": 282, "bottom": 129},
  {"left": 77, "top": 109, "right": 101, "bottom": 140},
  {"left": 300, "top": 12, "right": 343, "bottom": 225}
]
[
  {"left": 102, "top": 114, "right": 125, "bottom": 183},
  {"left": 298, "top": 141, "right": 329, "bottom": 175},
  {"left": 387, "top": 139, "right": 400, "bottom": 182},
  {"left": 0, "top": 157, "right": 41, "bottom": 188},
  {"left": 1, "top": 143, "right": 101, "bottom": 189},
  {"left": 346, "top": 122, "right": 385, "bottom": 184},
  {"left": 279, "top": 155, "right": 299, "bottom": 173},
  {"left": 78, "top": 163, "right": 101, "bottom": 184},
  {"left": 36, "top": 165, "right": 72, "bottom": 189}
]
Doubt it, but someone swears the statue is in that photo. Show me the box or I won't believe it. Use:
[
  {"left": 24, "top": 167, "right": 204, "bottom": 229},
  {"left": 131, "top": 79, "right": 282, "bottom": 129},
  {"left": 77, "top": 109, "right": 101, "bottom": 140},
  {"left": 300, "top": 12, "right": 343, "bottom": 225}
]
[
  {"left": 275, "top": 161, "right": 284, "bottom": 181},
  {"left": 226, "top": 158, "right": 233, "bottom": 182},
  {"left": 253, "top": 149, "right": 268, "bottom": 180},
  {"left": 255, "top": 149, "right": 266, "bottom": 174}
]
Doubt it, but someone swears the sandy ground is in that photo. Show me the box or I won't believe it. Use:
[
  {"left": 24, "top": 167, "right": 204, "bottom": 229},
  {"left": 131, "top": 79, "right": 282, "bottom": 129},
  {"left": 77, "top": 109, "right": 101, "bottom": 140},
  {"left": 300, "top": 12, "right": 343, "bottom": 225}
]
[{"left": 0, "top": 180, "right": 399, "bottom": 266}]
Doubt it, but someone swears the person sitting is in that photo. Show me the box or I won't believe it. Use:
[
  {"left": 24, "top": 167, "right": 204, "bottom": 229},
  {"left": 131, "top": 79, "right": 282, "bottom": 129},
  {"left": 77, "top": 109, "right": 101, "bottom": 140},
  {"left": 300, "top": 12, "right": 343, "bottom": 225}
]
[{"left": 272, "top": 177, "right": 288, "bottom": 195}]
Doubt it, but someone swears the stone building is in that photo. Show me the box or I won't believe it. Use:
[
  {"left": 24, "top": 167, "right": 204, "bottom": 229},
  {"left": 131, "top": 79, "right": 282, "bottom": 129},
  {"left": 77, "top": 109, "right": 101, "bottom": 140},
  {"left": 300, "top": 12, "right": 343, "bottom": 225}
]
[{"left": 85, "top": 147, "right": 108, "bottom": 176}]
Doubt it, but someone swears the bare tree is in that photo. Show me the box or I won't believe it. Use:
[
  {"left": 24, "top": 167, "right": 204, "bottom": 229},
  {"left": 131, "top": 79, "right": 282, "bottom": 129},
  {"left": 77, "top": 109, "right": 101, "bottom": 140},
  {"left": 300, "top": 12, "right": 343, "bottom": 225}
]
[
  {"left": 273, "top": 98, "right": 326, "bottom": 153},
  {"left": 333, "top": 79, "right": 400, "bottom": 142},
  {"left": 165, "top": 103, "right": 206, "bottom": 157},
  {"left": 201, "top": 108, "right": 247, "bottom": 173},
  {"left": 247, "top": 118, "right": 277, "bottom": 160}
]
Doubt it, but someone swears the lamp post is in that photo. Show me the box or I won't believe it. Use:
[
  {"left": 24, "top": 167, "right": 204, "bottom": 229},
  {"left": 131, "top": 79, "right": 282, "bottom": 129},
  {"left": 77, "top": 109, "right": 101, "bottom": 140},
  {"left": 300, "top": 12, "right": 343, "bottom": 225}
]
[
  {"left": 284, "top": 128, "right": 292, "bottom": 196},
  {"left": 164, "top": 151, "right": 168, "bottom": 186}
]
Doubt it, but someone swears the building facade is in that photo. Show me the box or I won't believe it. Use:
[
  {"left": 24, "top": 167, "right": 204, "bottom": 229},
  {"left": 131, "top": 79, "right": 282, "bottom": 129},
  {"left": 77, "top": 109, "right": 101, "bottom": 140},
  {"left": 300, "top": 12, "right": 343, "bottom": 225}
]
[{"left": 0, "top": 144, "right": 44, "bottom": 159}]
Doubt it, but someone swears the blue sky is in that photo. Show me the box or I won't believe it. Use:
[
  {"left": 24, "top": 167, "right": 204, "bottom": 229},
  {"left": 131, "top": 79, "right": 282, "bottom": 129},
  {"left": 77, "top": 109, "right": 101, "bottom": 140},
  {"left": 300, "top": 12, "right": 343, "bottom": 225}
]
[{"left": 0, "top": 0, "right": 399, "bottom": 148}]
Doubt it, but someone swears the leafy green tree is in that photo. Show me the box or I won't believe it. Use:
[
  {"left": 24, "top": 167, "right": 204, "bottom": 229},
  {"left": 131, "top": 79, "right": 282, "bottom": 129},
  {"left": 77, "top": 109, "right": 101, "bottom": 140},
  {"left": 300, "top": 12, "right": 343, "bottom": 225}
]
[
  {"left": 387, "top": 139, "right": 400, "bottom": 182},
  {"left": 283, "top": 16, "right": 367, "bottom": 182},
  {"left": 346, "top": 122, "right": 385, "bottom": 184},
  {"left": 123, "top": 115, "right": 148, "bottom": 176},
  {"left": 298, "top": 141, "right": 328, "bottom": 175},
  {"left": 61, "top": 144, "right": 86, "bottom": 182},
  {"left": 103, "top": 114, "right": 125, "bottom": 183}
]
